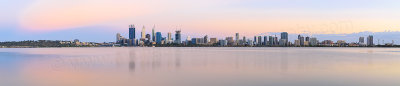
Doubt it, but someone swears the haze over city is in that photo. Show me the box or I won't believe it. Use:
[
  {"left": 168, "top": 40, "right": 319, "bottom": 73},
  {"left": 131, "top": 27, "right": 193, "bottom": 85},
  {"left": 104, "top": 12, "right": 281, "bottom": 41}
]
[{"left": 1, "top": 0, "right": 400, "bottom": 43}]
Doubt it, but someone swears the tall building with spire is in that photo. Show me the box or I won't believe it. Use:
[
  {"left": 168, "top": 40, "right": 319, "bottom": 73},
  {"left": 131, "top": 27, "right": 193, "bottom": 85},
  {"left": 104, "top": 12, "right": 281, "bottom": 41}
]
[
  {"left": 129, "top": 24, "right": 135, "bottom": 39},
  {"left": 141, "top": 26, "right": 146, "bottom": 39}
]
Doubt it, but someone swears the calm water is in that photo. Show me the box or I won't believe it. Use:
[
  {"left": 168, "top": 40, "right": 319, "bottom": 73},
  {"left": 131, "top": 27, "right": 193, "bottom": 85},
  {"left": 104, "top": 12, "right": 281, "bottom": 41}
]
[{"left": 1, "top": 47, "right": 400, "bottom": 86}]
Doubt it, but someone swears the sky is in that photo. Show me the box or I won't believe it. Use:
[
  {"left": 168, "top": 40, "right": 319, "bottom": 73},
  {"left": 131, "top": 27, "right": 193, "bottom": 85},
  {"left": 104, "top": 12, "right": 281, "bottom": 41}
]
[{"left": 1, "top": 0, "right": 400, "bottom": 43}]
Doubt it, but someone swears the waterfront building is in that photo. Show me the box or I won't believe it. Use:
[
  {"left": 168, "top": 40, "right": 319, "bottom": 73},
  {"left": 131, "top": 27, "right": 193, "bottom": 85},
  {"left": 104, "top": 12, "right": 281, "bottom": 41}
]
[
  {"left": 337, "top": 40, "right": 346, "bottom": 47},
  {"left": 254, "top": 36, "right": 257, "bottom": 45},
  {"left": 300, "top": 36, "right": 305, "bottom": 46},
  {"left": 367, "top": 35, "right": 374, "bottom": 46},
  {"left": 156, "top": 32, "right": 162, "bottom": 44},
  {"left": 175, "top": 30, "right": 182, "bottom": 44},
  {"left": 152, "top": 25, "right": 155, "bottom": 42},
  {"left": 269, "top": 36, "right": 274, "bottom": 46},
  {"left": 210, "top": 38, "right": 218, "bottom": 44},
  {"left": 309, "top": 37, "right": 318, "bottom": 46},
  {"left": 262, "top": 36, "right": 267, "bottom": 46},
  {"left": 167, "top": 32, "right": 172, "bottom": 44},
  {"left": 204, "top": 35, "right": 208, "bottom": 44},
  {"left": 219, "top": 40, "right": 228, "bottom": 46},
  {"left": 129, "top": 24, "right": 135, "bottom": 39},
  {"left": 322, "top": 40, "right": 334, "bottom": 46},
  {"left": 281, "top": 32, "right": 288, "bottom": 46},
  {"left": 258, "top": 36, "right": 262, "bottom": 45},
  {"left": 226, "top": 37, "right": 234, "bottom": 46},
  {"left": 294, "top": 40, "right": 300, "bottom": 46},
  {"left": 359, "top": 37, "right": 364, "bottom": 44}
]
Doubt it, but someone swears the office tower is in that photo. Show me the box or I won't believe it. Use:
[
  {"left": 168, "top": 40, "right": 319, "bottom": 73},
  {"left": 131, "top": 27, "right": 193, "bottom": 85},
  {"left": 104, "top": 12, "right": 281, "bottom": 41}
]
[
  {"left": 175, "top": 30, "right": 182, "bottom": 44},
  {"left": 274, "top": 36, "right": 278, "bottom": 45},
  {"left": 281, "top": 32, "right": 288, "bottom": 40},
  {"left": 204, "top": 35, "right": 208, "bottom": 44},
  {"left": 280, "top": 32, "right": 288, "bottom": 46},
  {"left": 258, "top": 36, "right": 262, "bottom": 45},
  {"left": 243, "top": 36, "right": 246, "bottom": 43},
  {"left": 210, "top": 38, "right": 218, "bottom": 44},
  {"left": 359, "top": 37, "right": 365, "bottom": 43},
  {"left": 254, "top": 36, "right": 257, "bottom": 45},
  {"left": 269, "top": 36, "right": 273, "bottom": 46},
  {"left": 305, "top": 37, "right": 310, "bottom": 42},
  {"left": 129, "top": 24, "right": 135, "bottom": 39},
  {"left": 235, "top": 33, "right": 240, "bottom": 42},
  {"left": 141, "top": 26, "right": 146, "bottom": 39},
  {"left": 309, "top": 37, "right": 318, "bottom": 46},
  {"left": 300, "top": 36, "right": 305, "bottom": 46},
  {"left": 152, "top": 25, "right": 155, "bottom": 42},
  {"left": 168, "top": 32, "right": 172, "bottom": 43},
  {"left": 367, "top": 35, "right": 374, "bottom": 46},
  {"left": 219, "top": 40, "right": 228, "bottom": 46},
  {"left": 156, "top": 32, "right": 162, "bottom": 44},
  {"left": 226, "top": 37, "right": 234, "bottom": 45},
  {"left": 116, "top": 33, "right": 121, "bottom": 43},
  {"left": 264, "top": 36, "right": 268, "bottom": 46}
]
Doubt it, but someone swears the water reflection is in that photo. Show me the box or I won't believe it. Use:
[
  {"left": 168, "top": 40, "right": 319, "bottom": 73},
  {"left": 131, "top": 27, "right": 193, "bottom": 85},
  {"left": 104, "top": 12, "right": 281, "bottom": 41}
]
[{"left": 1, "top": 48, "right": 400, "bottom": 86}]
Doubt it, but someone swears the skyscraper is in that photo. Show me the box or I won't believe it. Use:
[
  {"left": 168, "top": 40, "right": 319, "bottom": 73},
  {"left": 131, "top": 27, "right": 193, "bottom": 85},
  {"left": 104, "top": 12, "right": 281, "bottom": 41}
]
[
  {"left": 116, "top": 33, "right": 121, "bottom": 43},
  {"left": 258, "top": 36, "right": 262, "bottom": 45},
  {"left": 156, "top": 32, "right": 162, "bottom": 44},
  {"left": 204, "top": 35, "right": 208, "bottom": 44},
  {"left": 367, "top": 35, "right": 374, "bottom": 46},
  {"left": 264, "top": 36, "right": 268, "bottom": 46},
  {"left": 269, "top": 36, "right": 273, "bottom": 46},
  {"left": 280, "top": 32, "right": 288, "bottom": 46},
  {"left": 167, "top": 32, "right": 172, "bottom": 43},
  {"left": 235, "top": 33, "right": 239, "bottom": 42},
  {"left": 300, "top": 36, "right": 305, "bottom": 46},
  {"left": 281, "top": 32, "right": 288, "bottom": 40},
  {"left": 141, "top": 26, "right": 146, "bottom": 39},
  {"left": 359, "top": 37, "right": 365, "bottom": 44},
  {"left": 152, "top": 25, "right": 155, "bottom": 42},
  {"left": 129, "top": 24, "right": 135, "bottom": 39},
  {"left": 175, "top": 30, "right": 182, "bottom": 44}
]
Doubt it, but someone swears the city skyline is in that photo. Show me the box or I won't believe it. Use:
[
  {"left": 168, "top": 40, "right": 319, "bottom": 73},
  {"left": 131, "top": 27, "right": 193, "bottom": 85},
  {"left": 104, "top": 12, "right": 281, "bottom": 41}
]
[{"left": 1, "top": 0, "right": 400, "bottom": 43}]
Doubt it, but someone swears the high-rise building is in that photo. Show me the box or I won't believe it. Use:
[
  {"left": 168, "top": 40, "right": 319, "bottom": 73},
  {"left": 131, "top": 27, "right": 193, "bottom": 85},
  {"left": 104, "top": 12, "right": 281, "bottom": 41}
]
[
  {"left": 226, "top": 37, "right": 234, "bottom": 46},
  {"left": 129, "top": 24, "right": 135, "bottom": 39},
  {"left": 175, "top": 30, "right": 182, "bottom": 44},
  {"left": 305, "top": 37, "right": 310, "bottom": 42},
  {"left": 116, "top": 33, "right": 121, "bottom": 43},
  {"left": 210, "top": 38, "right": 218, "bottom": 44},
  {"left": 258, "top": 36, "right": 262, "bottom": 45},
  {"left": 254, "top": 36, "right": 257, "bottom": 45},
  {"left": 156, "top": 32, "right": 162, "bottom": 44},
  {"left": 263, "top": 36, "right": 268, "bottom": 46},
  {"left": 235, "top": 33, "right": 240, "bottom": 42},
  {"left": 281, "top": 32, "right": 288, "bottom": 40},
  {"left": 243, "top": 36, "right": 246, "bottom": 43},
  {"left": 309, "top": 37, "right": 318, "bottom": 46},
  {"left": 167, "top": 32, "right": 172, "bottom": 44},
  {"left": 367, "top": 35, "right": 374, "bottom": 46},
  {"left": 300, "top": 36, "right": 305, "bottom": 46},
  {"left": 359, "top": 37, "right": 365, "bottom": 44},
  {"left": 269, "top": 36, "right": 274, "bottom": 46},
  {"left": 152, "top": 25, "right": 155, "bottom": 42},
  {"left": 141, "top": 26, "right": 146, "bottom": 39},
  {"left": 204, "top": 35, "right": 208, "bottom": 44}
]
